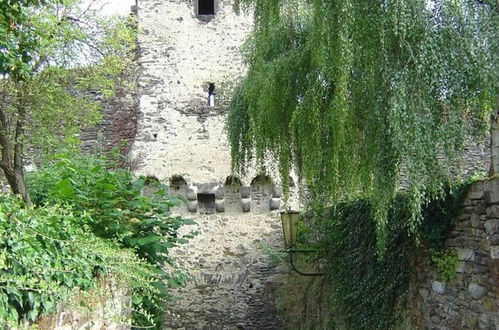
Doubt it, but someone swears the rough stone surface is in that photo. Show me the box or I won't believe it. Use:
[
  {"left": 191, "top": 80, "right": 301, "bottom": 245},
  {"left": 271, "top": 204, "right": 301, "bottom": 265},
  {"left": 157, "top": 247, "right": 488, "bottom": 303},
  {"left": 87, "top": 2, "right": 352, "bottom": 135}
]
[
  {"left": 164, "top": 212, "right": 285, "bottom": 329},
  {"left": 35, "top": 278, "right": 130, "bottom": 330},
  {"left": 127, "top": 0, "right": 303, "bottom": 211},
  {"left": 405, "top": 178, "right": 499, "bottom": 329},
  {"left": 129, "top": 0, "right": 254, "bottom": 184}
]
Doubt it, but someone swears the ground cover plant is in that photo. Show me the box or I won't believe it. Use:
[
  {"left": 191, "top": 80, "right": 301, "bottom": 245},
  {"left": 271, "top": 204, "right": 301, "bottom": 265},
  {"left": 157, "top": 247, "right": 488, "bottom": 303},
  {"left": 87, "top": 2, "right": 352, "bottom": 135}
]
[{"left": 0, "top": 195, "right": 161, "bottom": 328}]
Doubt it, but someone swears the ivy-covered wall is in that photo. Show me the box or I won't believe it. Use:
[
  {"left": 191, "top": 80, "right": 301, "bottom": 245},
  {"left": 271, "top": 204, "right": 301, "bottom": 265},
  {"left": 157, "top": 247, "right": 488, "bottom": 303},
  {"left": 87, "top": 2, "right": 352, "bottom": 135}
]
[
  {"left": 404, "top": 179, "right": 499, "bottom": 329},
  {"left": 277, "top": 179, "right": 499, "bottom": 330}
]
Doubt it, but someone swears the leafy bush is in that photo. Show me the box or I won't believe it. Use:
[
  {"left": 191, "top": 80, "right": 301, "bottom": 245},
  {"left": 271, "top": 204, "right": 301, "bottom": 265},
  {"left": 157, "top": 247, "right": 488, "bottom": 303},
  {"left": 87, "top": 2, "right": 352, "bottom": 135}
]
[
  {"left": 0, "top": 195, "right": 160, "bottom": 328},
  {"left": 27, "top": 154, "right": 196, "bottom": 328},
  {"left": 431, "top": 250, "right": 459, "bottom": 282}
]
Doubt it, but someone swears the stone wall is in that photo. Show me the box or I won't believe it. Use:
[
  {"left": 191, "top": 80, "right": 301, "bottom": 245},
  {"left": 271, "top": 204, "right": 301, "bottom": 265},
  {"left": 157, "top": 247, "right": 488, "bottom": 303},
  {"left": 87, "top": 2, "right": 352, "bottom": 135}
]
[
  {"left": 405, "top": 178, "right": 499, "bottom": 329},
  {"left": 163, "top": 212, "right": 287, "bottom": 329},
  {"left": 34, "top": 278, "right": 131, "bottom": 330},
  {"left": 129, "top": 0, "right": 255, "bottom": 184}
]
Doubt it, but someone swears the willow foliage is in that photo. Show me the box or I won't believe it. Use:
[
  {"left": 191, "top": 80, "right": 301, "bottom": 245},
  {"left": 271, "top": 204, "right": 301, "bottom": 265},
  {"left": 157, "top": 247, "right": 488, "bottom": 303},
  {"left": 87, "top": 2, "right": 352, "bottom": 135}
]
[{"left": 228, "top": 0, "right": 498, "bottom": 249}]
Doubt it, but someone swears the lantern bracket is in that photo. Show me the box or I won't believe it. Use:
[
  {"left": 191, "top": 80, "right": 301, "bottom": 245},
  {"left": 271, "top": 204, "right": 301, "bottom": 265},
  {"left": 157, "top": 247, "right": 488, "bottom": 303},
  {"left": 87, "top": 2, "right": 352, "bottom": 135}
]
[{"left": 286, "top": 248, "right": 324, "bottom": 276}]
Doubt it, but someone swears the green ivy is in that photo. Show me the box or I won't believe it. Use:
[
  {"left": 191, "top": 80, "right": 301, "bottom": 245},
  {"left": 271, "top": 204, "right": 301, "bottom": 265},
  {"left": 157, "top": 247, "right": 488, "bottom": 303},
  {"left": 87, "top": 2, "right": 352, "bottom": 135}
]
[
  {"left": 0, "top": 195, "right": 160, "bottom": 328},
  {"left": 431, "top": 250, "right": 459, "bottom": 283},
  {"left": 315, "top": 181, "right": 472, "bottom": 329},
  {"left": 27, "top": 154, "right": 197, "bottom": 329}
]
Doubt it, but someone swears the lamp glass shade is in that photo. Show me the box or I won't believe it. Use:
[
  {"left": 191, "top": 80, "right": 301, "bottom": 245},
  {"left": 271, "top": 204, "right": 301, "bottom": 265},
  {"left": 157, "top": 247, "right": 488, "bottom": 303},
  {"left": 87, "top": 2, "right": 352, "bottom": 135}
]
[{"left": 280, "top": 211, "right": 300, "bottom": 248}]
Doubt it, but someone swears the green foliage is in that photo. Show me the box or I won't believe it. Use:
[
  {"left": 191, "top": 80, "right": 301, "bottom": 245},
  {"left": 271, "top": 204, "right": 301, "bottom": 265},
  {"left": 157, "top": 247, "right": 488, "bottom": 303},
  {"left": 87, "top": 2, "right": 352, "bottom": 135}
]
[
  {"left": 431, "top": 250, "right": 458, "bottom": 283},
  {"left": 27, "top": 154, "right": 196, "bottom": 328},
  {"left": 0, "top": 195, "right": 160, "bottom": 328},
  {"left": 228, "top": 0, "right": 499, "bottom": 249},
  {"left": 315, "top": 182, "right": 471, "bottom": 329}
]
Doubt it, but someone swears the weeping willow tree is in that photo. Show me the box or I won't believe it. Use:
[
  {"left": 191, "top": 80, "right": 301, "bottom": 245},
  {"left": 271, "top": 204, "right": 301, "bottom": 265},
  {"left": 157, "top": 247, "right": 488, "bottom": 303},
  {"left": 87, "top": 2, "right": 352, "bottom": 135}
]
[{"left": 228, "top": 0, "right": 499, "bottom": 249}]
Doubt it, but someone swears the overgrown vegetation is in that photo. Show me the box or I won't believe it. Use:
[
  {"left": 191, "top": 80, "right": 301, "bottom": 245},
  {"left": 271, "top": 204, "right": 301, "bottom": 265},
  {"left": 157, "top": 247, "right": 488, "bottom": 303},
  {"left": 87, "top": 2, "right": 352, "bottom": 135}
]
[
  {"left": 277, "top": 180, "right": 472, "bottom": 330},
  {"left": 25, "top": 153, "right": 196, "bottom": 328},
  {"left": 228, "top": 0, "right": 499, "bottom": 250},
  {"left": 0, "top": 195, "right": 161, "bottom": 328},
  {"left": 0, "top": 0, "right": 136, "bottom": 205}
]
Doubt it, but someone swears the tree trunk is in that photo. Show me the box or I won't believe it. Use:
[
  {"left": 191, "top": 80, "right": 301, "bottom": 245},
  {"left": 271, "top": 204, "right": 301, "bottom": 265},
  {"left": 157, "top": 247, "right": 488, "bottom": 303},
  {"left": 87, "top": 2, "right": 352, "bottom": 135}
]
[
  {"left": 490, "top": 107, "right": 499, "bottom": 177},
  {"left": 0, "top": 81, "right": 32, "bottom": 207}
]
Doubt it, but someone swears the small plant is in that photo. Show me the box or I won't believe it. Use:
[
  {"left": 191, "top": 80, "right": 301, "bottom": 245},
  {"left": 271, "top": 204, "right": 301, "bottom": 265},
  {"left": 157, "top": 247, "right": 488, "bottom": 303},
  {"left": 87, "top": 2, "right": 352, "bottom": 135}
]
[
  {"left": 257, "top": 242, "right": 287, "bottom": 267},
  {"left": 431, "top": 250, "right": 459, "bottom": 282}
]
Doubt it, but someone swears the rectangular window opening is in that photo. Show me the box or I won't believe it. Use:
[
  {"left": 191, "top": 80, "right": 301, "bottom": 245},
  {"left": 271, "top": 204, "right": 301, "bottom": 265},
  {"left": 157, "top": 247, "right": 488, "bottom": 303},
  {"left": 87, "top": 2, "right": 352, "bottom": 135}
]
[{"left": 198, "top": 0, "right": 215, "bottom": 15}]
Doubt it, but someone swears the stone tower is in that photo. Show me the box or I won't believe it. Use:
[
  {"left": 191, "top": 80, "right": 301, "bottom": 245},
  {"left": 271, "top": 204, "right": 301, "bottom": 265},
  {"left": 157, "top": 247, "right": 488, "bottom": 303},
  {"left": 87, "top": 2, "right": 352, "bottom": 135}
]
[
  {"left": 130, "top": 0, "right": 252, "bottom": 181},
  {"left": 130, "top": 0, "right": 296, "bottom": 213}
]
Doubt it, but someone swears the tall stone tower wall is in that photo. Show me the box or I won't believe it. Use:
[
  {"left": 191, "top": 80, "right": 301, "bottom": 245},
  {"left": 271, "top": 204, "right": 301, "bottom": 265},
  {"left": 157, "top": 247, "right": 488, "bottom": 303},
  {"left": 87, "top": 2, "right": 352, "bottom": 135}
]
[{"left": 130, "top": 0, "right": 253, "bottom": 185}]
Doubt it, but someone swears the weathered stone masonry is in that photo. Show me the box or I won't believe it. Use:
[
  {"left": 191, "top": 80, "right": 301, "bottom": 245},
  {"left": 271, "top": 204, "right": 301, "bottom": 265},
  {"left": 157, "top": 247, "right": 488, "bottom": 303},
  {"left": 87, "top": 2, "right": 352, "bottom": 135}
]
[
  {"left": 405, "top": 179, "right": 499, "bottom": 329},
  {"left": 129, "top": 0, "right": 254, "bottom": 185}
]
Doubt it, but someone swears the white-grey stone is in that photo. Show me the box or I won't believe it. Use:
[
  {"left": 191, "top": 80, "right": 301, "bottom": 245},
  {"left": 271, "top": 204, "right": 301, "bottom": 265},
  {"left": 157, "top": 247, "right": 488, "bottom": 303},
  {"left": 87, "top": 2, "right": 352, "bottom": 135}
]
[
  {"left": 491, "top": 246, "right": 499, "bottom": 259},
  {"left": 240, "top": 186, "right": 251, "bottom": 199},
  {"left": 269, "top": 198, "right": 280, "bottom": 211},
  {"left": 432, "top": 281, "right": 446, "bottom": 294},
  {"left": 469, "top": 283, "right": 488, "bottom": 300},
  {"left": 186, "top": 188, "right": 197, "bottom": 201},
  {"left": 215, "top": 200, "right": 225, "bottom": 213},
  {"left": 484, "top": 220, "right": 499, "bottom": 235},
  {"left": 187, "top": 201, "right": 198, "bottom": 213},
  {"left": 272, "top": 186, "right": 283, "bottom": 198},
  {"left": 458, "top": 248, "right": 475, "bottom": 261}
]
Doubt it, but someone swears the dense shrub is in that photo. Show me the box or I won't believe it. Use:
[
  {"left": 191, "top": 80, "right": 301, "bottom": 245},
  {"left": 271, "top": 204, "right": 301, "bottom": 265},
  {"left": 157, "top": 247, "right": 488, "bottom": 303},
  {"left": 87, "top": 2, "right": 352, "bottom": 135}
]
[
  {"left": 0, "top": 196, "right": 160, "bottom": 328},
  {"left": 26, "top": 154, "right": 196, "bottom": 328}
]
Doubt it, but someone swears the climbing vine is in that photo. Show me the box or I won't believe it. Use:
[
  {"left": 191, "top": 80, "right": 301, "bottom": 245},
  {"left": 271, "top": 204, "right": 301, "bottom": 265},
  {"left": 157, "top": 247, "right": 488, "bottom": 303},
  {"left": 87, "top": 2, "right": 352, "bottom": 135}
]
[
  {"left": 304, "top": 181, "right": 472, "bottom": 329},
  {"left": 228, "top": 0, "right": 499, "bottom": 249}
]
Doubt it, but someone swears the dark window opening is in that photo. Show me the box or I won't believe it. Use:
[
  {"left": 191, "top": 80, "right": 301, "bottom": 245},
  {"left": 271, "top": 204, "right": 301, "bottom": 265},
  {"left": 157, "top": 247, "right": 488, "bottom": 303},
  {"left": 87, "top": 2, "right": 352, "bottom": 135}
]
[
  {"left": 198, "top": 0, "right": 215, "bottom": 15},
  {"left": 170, "top": 175, "right": 187, "bottom": 193},
  {"left": 207, "top": 83, "right": 215, "bottom": 106},
  {"left": 198, "top": 193, "right": 216, "bottom": 214}
]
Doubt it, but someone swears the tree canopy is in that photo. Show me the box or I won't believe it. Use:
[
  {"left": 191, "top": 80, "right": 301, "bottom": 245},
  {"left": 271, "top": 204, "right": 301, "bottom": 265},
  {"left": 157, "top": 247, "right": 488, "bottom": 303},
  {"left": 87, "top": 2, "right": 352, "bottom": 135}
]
[
  {"left": 0, "top": 0, "right": 136, "bottom": 205},
  {"left": 228, "top": 0, "right": 499, "bottom": 248}
]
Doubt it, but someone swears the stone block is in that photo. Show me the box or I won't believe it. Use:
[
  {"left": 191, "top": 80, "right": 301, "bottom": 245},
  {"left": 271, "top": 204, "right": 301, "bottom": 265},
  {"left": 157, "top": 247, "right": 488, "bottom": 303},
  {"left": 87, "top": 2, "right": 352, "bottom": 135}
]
[
  {"left": 272, "top": 186, "right": 283, "bottom": 198},
  {"left": 470, "top": 190, "right": 484, "bottom": 200},
  {"left": 489, "top": 235, "right": 499, "bottom": 245},
  {"left": 197, "top": 183, "right": 218, "bottom": 194},
  {"left": 484, "top": 180, "right": 499, "bottom": 205},
  {"left": 215, "top": 187, "right": 224, "bottom": 199},
  {"left": 484, "top": 220, "right": 499, "bottom": 235},
  {"left": 458, "top": 248, "right": 476, "bottom": 261},
  {"left": 241, "top": 200, "right": 250, "bottom": 212},
  {"left": 187, "top": 201, "right": 197, "bottom": 213},
  {"left": 215, "top": 201, "right": 225, "bottom": 213},
  {"left": 491, "top": 246, "right": 499, "bottom": 259},
  {"left": 269, "top": 198, "right": 280, "bottom": 210},
  {"left": 456, "top": 220, "right": 472, "bottom": 229},
  {"left": 471, "top": 214, "right": 481, "bottom": 229},
  {"left": 468, "top": 283, "right": 488, "bottom": 299},
  {"left": 186, "top": 188, "right": 197, "bottom": 201},
  {"left": 486, "top": 206, "right": 499, "bottom": 219},
  {"left": 432, "top": 281, "right": 446, "bottom": 294},
  {"left": 240, "top": 186, "right": 251, "bottom": 198}
]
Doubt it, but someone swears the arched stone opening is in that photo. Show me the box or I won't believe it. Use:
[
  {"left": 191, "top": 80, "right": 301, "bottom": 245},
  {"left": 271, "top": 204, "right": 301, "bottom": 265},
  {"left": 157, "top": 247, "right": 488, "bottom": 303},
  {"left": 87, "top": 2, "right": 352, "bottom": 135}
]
[
  {"left": 169, "top": 175, "right": 187, "bottom": 198},
  {"left": 224, "top": 175, "right": 242, "bottom": 213},
  {"left": 250, "top": 174, "right": 273, "bottom": 212}
]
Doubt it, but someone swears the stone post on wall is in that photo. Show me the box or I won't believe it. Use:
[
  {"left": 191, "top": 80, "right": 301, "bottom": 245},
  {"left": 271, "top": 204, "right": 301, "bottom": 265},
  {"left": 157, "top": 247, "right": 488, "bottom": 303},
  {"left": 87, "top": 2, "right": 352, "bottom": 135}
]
[{"left": 490, "top": 109, "right": 499, "bottom": 177}]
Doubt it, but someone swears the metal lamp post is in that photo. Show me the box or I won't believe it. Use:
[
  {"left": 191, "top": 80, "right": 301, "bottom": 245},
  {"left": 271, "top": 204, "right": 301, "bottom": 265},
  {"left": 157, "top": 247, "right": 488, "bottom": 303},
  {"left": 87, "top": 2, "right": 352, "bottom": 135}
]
[{"left": 280, "top": 210, "right": 324, "bottom": 276}]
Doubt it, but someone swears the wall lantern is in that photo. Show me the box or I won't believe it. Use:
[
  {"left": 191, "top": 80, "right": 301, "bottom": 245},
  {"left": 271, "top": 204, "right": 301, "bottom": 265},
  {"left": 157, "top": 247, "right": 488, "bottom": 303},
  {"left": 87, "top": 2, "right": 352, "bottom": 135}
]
[{"left": 280, "top": 210, "right": 324, "bottom": 276}]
